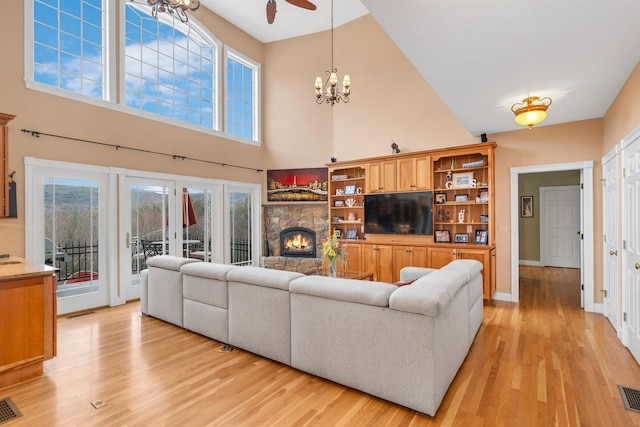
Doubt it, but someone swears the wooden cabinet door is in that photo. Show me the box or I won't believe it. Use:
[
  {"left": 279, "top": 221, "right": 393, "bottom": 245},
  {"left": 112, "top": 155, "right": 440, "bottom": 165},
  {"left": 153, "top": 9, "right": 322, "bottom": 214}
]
[
  {"left": 368, "top": 161, "right": 397, "bottom": 193},
  {"left": 393, "top": 245, "right": 428, "bottom": 281},
  {"left": 381, "top": 161, "right": 397, "bottom": 192},
  {"left": 397, "top": 156, "right": 431, "bottom": 191},
  {"left": 362, "top": 244, "right": 394, "bottom": 282},
  {"left": 427, "top": 247, "right": 457, "bottom": 269},
  {"left": 414, "top": 155, "right": 431, "bottom": 189},
  {"left": 345, "top": 242, "right": 362, "bottom": 272},
  {"left": 362, "top": 244, "right": 377, "bottom": 278},
  {"left": 377, "top": 245, "right": 394, "bottom": 283}
]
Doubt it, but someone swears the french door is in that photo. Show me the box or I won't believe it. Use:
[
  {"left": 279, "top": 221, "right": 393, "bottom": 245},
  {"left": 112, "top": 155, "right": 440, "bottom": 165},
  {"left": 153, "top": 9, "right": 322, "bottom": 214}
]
[{"left": 25, "top": 159, "right": 111, "bottom": 314}]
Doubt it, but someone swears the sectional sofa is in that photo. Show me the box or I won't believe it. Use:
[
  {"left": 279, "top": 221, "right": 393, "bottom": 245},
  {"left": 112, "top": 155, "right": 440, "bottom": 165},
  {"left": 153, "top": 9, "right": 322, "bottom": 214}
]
[{"left": 140, "top": 255, "right": 483, "bottom": 416}]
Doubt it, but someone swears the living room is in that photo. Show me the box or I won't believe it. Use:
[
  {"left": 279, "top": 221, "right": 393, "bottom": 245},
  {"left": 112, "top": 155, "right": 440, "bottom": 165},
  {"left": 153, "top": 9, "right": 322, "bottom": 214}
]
[{"left": 1, "top": 0, "right": 640, "bottom": 424}]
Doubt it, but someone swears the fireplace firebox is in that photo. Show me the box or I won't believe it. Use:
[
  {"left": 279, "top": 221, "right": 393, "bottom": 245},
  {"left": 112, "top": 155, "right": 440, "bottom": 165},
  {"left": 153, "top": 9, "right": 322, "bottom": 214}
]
[{"left": 280, "top": 227, "right": 316, "bottom": 258}]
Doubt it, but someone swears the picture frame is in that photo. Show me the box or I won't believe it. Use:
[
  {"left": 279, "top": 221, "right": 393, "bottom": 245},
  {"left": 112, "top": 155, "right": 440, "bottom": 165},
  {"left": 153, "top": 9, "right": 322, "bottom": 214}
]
[
  {"left": 336, "top": 189, "right": 344, "bottom": 196},
  {"left": 474, "top": 229, "right": 488, "bottom": 245},
  {"left": 344, "top": 184, "right": 356, "bottom": 195},
  {"left": 435, "top": 193, "right": 447, "bottom": 204},
  {"left": 267, "top": 167, "right": 328, "bottom": 202},
  {"left": 452, "top": 171, "right": 474, "bottom": 188},
  {"left": 455, "top": 233, "right": 469, "bottom": 243},
  {"left": 334, "top": 200, "right": 344, "bottom": 207},
  {"left": 454, "top": 194, "right": 469, "bottom": 202},
  {"left": 434, "top": 229, "right": 451, "bottom": 243},
  {"left": 333, "top": 228, "right": 342, "bottom": 238},
  {"left": 345, "top": 228, "right": 358, "bottom": 240},
  {"left": 521, "top": 195, "right": 533, "bottom": 218}
]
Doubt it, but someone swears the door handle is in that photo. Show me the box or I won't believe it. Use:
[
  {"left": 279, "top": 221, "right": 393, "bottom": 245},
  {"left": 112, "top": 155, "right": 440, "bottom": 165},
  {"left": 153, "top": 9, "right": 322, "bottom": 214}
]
[
  {"left": 636, "top": 263, "right": 640, "bottom": 270},
  {"left": 610, "top": 250, "right": 617, "bottom": 256},
  {"left": 126, "top": 232, "right": 131, "bottom": 249}
]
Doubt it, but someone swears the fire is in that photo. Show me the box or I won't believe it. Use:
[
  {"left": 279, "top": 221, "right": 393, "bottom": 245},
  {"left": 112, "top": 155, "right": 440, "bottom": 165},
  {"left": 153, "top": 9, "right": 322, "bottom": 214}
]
[{"left": 285, "top": 234, "right": 310, "bottom": 251}]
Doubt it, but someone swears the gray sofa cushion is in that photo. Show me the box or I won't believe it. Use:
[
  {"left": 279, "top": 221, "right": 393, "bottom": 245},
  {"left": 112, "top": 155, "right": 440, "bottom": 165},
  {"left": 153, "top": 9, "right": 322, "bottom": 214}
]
[
  {"left": 227, "top": 266, "right": 304, "bottom": 290},
  {"left": 147, "top": 254, "right": 200, "bottom": 270},
  {"left": 389, "top": 269, "right": 468, "bottom": 317},
  {"left": 180, "top": 262, "right": 237, "bottom": 281},
  {"left": 290, "top": 276, "right": 396, "bottom": 307},
  {"left": 441, "top": 259, "right": 483, "bottom": 278}
]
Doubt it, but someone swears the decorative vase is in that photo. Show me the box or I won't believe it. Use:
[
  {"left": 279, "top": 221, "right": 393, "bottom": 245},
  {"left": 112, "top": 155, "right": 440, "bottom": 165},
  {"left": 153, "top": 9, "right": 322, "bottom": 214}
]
[{"left": 328, "top": 257, "right": 337, "bottom": 277}]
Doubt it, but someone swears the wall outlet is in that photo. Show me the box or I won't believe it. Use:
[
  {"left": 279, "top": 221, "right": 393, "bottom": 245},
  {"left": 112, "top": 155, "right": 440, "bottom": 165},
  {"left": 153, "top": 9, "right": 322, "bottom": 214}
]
[{"left": 498, "top": 225, "right": 509, "bottom": 234}]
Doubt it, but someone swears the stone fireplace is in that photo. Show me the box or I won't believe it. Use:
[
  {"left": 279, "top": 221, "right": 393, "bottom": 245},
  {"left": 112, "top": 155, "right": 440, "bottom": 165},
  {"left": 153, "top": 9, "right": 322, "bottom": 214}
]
[{"left": 261, "top": 204, "right": 328, "bottom": 273}]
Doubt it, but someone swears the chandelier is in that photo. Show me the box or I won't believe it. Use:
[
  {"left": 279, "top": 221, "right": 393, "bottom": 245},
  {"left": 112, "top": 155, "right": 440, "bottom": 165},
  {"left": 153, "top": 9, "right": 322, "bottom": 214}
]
[
  {"left": 511, "top": 96, "right": 552, "bottom": 129},
  {"left": 315, "top": 0, "right": 350, "bottom": 105},
  {"left": 144, "top": 0, "right": 200, "bottom": 23}
]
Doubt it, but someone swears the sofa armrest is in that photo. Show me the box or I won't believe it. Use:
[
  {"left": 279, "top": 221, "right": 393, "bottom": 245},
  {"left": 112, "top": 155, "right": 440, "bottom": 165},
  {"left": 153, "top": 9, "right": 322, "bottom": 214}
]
[
  {"left": 389, "top": 269, "right": 469, "bottom": 317},
  {"left": 399, "top": 266, "right": 437, "bottom": 281}
]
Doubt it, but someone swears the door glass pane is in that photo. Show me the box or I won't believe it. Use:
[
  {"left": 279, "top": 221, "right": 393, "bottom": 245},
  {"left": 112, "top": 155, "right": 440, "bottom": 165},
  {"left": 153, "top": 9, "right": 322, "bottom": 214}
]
[
  {"left": 182, "top": 187, "right": 213, "bottom": 262},
  {"left": 130, "top": 183, "right": 169, "bottom": 284},
  {"left": 44, "top": 177, "right": 100, "bottom": 298},
  {"left": 229, "top": 191, "right": 252, "bottom": 265}
]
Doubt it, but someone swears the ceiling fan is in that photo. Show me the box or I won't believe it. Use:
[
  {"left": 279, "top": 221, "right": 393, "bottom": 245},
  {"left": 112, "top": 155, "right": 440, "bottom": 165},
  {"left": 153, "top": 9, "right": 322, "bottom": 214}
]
[{"left": 266, "top": 0, "right": 317, "bottom": 24}]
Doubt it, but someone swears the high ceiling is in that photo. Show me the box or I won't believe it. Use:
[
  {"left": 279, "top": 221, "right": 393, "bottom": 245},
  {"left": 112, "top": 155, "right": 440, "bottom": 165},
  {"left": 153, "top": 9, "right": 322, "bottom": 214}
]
[{"left": 200, "top": 0, "right": 640, "bottom": 136}]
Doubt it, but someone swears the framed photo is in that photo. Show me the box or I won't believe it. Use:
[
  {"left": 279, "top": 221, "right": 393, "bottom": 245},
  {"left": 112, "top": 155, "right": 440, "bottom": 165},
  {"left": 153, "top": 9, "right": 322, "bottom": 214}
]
[
  {"left": 455, "top": 233, "right": 469, "bottom": 243},
  {"left": 454, "top": 194, "right": 469, "bottom": 202},
  {"left": 334, "top": 200, "right": 344, "bottom": 207},
  {"left": 344, "top": 184, "right": 356, "bottom": 195},
  {"left": 452, "top": 172, "right": 474, "bottom": 188},
  {"left": 435, "top": 229, "right": 451, "bottom": 243},
  {"left": 333, "top": 228, "right": 342, "bottom": 238},
  {"left": 474, "top": 229, "right": 488, "bottom": 245},
  {"left": 336, "top": 189, "right": 344, "bottom": 196},
  {"left": 345, "top": 228, "right": 358, "bottom": 240},
  {"left": 521, "top": 195, "right": 533, "bottom": 218},
  {"left": 435, "top": 193, "right": 447, "bottom": 204}
]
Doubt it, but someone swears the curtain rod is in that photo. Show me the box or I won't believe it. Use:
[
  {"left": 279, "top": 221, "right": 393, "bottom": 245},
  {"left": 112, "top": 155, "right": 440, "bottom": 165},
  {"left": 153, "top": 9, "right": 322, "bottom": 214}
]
[{"left": 21, "top": 128, "right": 264, "bottom": 173}]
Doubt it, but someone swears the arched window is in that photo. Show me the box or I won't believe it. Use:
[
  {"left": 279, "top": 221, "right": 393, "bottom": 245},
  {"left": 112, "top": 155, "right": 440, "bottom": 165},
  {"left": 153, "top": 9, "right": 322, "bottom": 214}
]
[{"left": 124, "top": 3, "right": 219, "bottom": 130}]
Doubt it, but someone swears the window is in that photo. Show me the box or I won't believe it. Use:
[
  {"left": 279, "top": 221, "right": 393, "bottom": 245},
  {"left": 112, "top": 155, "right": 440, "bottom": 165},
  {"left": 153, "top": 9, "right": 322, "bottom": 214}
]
[
  {"left": 124, "top": 4, "right": 218, "bottom": 129},
  {"left": 32, "top": 0, "right": 106, "bottom": 99},
  {"left": 27, "top": 2, "right": 260, "bottom": 144},
  {"left": 226, "top": 49, "right": 260, "bottom": 141}
]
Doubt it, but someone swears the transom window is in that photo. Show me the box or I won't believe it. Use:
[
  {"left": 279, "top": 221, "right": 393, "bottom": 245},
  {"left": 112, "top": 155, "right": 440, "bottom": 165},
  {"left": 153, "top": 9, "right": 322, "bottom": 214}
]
[
  {"left": 32, "top": 0, "right": 105, "bottom": 99},
  {"left": 27, "top": 1, "right": 260, "bottom": 144}
]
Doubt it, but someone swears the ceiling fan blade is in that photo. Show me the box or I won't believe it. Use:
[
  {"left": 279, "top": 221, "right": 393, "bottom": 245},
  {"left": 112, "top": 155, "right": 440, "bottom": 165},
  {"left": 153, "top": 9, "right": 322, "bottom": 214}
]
[
  {"left": 285, "top": 0, "right": 316, "bottom": 11},
  {"left": 266, "top": 0, "right": 276, "bottom": 24}
]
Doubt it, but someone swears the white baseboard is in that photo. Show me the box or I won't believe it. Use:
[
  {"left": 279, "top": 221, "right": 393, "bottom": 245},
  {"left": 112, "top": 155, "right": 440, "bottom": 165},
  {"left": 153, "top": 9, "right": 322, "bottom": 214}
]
[
  {"left": 519, "top": 260, "right": 543, "bottom": 266},
  {"left": 492, "top": 292, "right": 513, "bottom": 302},
  {"left": 592, "top": 303, "right": 604, "bottom": 314}
]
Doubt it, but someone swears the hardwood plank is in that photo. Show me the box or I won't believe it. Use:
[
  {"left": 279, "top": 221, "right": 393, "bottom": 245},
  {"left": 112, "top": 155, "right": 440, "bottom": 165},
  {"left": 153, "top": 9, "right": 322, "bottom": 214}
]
[{"left": 2, "top": 266, "right": 640, "bottom": 425}]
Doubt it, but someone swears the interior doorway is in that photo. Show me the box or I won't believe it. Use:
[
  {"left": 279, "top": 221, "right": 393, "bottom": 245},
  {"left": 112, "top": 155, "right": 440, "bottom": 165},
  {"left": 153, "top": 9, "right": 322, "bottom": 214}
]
[{"left": 509, "top": 161, "right": 595, "bottom": 312}]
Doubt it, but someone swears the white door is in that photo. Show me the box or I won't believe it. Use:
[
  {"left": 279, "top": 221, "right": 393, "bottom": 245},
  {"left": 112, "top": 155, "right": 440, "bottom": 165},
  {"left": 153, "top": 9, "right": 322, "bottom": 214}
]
[
  {"left": 120, "top": 177, "right": 175, "bottom": 301},
  {"left": 603, "top": 147, "right": 620, "bottom": 333},
  {"left": 27, "top": 164, "right": 111, "bottom": 314},
  {"left": 622, "top": 128, "right": 640, "bottom": 363},
  {"left": 540, "top": 186, "right": 581, "bottom": 268}
]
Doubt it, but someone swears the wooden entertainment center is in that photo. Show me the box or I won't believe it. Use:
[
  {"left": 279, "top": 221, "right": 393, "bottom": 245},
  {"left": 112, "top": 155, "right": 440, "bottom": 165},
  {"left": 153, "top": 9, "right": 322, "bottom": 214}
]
[{"left": 327, "top": 142, "right": 496, "bottom": 299}]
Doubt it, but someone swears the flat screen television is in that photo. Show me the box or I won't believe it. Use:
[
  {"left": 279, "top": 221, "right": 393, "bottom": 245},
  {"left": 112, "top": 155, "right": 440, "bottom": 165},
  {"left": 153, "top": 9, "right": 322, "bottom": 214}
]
[{"left": 364, "top": 191, "right": 432, "bottom": 235}]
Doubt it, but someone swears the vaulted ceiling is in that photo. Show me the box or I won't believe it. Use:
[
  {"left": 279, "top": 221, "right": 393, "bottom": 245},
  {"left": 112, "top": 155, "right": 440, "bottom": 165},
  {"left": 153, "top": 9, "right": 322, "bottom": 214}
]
[{"left": 201, "top": 0, "right": 640, "bottom": 136}]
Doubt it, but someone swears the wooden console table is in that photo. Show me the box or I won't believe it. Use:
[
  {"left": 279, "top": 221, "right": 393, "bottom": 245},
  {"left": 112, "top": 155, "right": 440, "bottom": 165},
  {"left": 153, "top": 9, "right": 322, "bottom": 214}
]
[{"left": 0, "top": 257, "right": 57, "bottom": 388}]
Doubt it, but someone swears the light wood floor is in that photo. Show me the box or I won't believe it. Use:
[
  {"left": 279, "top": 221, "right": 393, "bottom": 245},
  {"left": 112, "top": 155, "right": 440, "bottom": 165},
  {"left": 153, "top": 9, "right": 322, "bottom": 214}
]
[{"left": 3, "top": 266, "right": 640, "bottom": 426}]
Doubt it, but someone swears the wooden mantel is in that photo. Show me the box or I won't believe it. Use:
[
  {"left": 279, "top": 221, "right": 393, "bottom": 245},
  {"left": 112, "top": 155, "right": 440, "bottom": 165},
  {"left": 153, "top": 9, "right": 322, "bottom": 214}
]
[{"left": 0, "top": 257, "right": 57, "bottom": 388}]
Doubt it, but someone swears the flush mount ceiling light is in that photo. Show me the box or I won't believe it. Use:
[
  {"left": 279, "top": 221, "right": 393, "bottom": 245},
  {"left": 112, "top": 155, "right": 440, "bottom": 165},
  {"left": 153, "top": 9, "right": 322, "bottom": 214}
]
[
  {"left": 511, "top": 96, "right": 552, "bottom": 129},
  {"left": 140, "top": 0, "right": 200, "bottom": 23}
]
